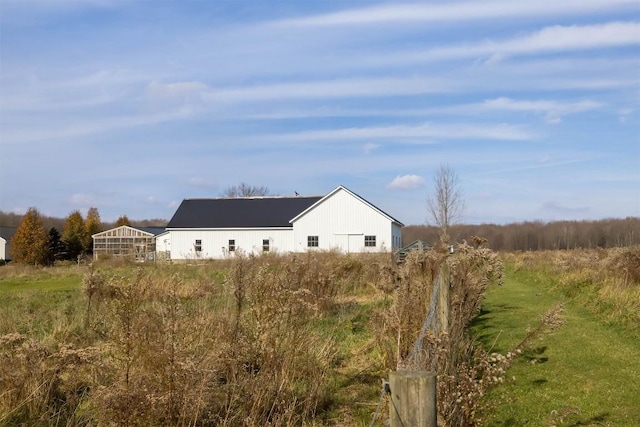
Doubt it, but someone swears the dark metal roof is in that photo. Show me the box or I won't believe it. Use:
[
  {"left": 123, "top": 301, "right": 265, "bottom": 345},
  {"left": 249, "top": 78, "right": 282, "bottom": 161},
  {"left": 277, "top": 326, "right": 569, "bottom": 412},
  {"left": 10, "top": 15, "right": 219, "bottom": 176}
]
[
  {"left": 0, "top": 226, "right": 17, "bottom": 241},
  {"left": 167, "top": 196, "right": 322, "bottom": 229},
  {"left": 136, "top": 227, "right": 167, "bottom": 236}
]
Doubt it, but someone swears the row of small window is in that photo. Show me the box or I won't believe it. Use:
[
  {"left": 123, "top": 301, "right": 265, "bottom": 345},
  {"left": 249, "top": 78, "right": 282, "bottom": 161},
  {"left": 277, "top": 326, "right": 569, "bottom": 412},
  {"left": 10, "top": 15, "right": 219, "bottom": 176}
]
[
  {"left": 194, "top": 235, "right": 378, "bottom": 251},
  {"left": 194, "top": 239, "right": 270, "bottom": 252},
  {"left": 307, "top": 235, "right": 377, "bottom": 247}
]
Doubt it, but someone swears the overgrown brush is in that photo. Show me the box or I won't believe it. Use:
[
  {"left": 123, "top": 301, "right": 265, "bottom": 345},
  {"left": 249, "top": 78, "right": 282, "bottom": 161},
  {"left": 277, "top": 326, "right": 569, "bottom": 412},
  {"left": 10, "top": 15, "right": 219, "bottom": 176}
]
[
  {"left": 373, "top": 241, "right": 508, "bottom": 426},
  {"left": 0, "top": 332, "right": 102, "bottom": 426},
  {"left": 503, "top": 246, "right": 640, "bottom": 335},
  {"left": 1, "top": 252, "right": 395, "bottom": 426},
  {"left": 2, "top": 248, "right": 519, "bottom": 426}
]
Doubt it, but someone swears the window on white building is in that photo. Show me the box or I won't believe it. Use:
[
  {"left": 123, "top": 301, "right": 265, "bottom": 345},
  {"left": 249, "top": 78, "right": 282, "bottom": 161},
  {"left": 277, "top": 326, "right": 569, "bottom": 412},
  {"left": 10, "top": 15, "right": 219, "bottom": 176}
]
[
  {"left": 365, "top": 235, "right": 376, "bottom": 247},
  {"left": 228, "top": 239, "right": 236, "bottom": 252},
  {"left": 194, "top": 239, "right": 202, "bottom": 252},
  {"left": 307, "top": 236, "right": 319, "bottom": 247},
  {"left": 262, "top": 239, "right": 270, "bottom": 252}
]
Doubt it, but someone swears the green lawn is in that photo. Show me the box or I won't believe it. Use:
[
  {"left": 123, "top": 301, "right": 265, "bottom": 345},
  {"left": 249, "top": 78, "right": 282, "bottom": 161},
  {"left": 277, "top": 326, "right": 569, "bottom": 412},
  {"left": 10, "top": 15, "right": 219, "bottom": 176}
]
[
  {"left": 0, "top": 269, "right": 83, "bottom": 339},
  {"left": 473, "top": 267, "right": 640, "bottom": 426},
  {"left": 0, "top": 268, "right": 81, "bottom": 293}
]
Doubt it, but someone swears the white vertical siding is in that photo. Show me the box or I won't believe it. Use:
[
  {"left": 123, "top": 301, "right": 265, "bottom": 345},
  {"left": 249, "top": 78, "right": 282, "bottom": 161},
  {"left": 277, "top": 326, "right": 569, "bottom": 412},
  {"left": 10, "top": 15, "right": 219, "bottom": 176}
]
[
  {"left": 165, "top": 228, "right": 294, "bottom": 260},
  {"left": 292, "top": 188, "right": 396, "bottom": 253},
  {"left": 156, "top": 232, "right": 171, "bottom": 252},
  {"left": 0, "top": 237, "right": 6, "bottom": 260}
]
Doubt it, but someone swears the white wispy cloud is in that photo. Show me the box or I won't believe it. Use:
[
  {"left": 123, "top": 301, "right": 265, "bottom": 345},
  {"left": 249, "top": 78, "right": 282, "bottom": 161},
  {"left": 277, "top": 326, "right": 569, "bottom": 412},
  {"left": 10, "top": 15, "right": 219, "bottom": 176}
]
[
  {"left": 236, "top": 97, "right": 602, "bottom": 122},
  {"left": 477, "top": 159, "right": 591, "bottom": 176},
  {"left": 0, "top": 0, "right": 123, "bottom": 26},
  {"left": 2, "top": 109, "right": 193, "bottom": 144},
  {"left": 204, "top": 76, "right": 450, "bottom": 103},
  {"left": 146, "top": 81, "right": 208, "bottom": 99},
  {"left": 384, "top": 21, "right": 640, "bottom": 65},
  {"left": 387, "top": 175, "right": 426, "bottom": 190},
  {"left": 480, "top": 98, "right": 602, "bottom": 123},
  {"left": 363, "top": 143, "right": 380, "bottom": 154},
  {"left": 273, "top": 0, "right": 636, "bottom": 27},
  {"left": 264, "top": 122, "right": 534, "bottom": 143},
  {"left": 1, "top": 69, "right": 142, "bottom": 113}
]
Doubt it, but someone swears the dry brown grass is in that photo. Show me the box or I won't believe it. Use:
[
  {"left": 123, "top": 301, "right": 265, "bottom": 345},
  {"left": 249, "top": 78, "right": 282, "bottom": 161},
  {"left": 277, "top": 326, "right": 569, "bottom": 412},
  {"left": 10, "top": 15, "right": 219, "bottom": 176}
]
[
  {"left": 1, "top": 248, "right": 510, "bottom": 426},
  {"left": 0, "top": 252, "right": 393, "bottom": 426},
  {"left": 371, "top": 241, "right": 507, "bottom": 426}
]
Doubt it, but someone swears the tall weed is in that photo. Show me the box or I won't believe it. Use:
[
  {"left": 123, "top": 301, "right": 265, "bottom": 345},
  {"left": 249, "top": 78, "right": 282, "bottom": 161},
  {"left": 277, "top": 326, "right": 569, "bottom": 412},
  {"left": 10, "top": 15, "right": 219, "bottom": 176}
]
[
  {"left": 503, "top": 246, "right": 640, "bottom": 336},
  {"left": 373, "top": 242, "right": 506, "bottom": 426}
]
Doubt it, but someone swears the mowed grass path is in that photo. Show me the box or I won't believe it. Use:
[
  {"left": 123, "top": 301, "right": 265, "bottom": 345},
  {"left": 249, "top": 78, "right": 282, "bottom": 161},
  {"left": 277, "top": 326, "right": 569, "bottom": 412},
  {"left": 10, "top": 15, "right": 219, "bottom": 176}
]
[{"left": 473, "top": 267, "right": 640, "bottom": 426}]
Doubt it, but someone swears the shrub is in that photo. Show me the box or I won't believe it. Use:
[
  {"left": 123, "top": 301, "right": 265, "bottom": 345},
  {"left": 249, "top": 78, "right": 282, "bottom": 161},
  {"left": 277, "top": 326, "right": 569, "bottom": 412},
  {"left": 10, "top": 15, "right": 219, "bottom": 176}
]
[{"left": 373, "top": 243, "right": 506, "bottom": 426}]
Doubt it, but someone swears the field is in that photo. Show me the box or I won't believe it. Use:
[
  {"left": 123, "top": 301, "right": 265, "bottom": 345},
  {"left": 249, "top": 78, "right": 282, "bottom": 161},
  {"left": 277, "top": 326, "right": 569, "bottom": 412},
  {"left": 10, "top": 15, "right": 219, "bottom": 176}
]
[
  {"left": 0, "top": 246, "right": 638, "bottom": 426},
  {"left": 473, "top": 250, "right": 640, "bottom": 426}
]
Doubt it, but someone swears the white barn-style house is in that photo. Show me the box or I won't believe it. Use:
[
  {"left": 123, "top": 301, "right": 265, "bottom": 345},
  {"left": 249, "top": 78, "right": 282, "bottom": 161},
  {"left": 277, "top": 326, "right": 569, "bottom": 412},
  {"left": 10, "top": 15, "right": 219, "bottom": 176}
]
[{"left": 158, "top": 185, "right": 403, "bottom": 260}]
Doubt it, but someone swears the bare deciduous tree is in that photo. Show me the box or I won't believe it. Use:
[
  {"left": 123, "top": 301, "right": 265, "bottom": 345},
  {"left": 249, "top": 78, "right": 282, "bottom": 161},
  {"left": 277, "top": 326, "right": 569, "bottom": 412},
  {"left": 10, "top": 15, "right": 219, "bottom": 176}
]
[
  {"left": 427, "top": 165, "right": 465, "bottom": 240},
  {"left": 223, "top": 183, "right": 272, "bottom": 198}
]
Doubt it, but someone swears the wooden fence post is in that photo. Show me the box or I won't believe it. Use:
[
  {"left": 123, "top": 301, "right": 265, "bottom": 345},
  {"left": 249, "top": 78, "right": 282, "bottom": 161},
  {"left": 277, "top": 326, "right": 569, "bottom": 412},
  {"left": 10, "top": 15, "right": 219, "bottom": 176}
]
[{"left": 389, "top": 370, "right": 437, "bottom": 427}]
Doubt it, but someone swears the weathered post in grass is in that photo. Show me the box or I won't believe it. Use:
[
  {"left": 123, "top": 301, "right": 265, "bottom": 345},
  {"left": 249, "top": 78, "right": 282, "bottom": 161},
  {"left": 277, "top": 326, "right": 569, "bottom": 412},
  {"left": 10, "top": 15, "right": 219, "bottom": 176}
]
[{"left": 389, "top": 370, "right": 437, "bottom": 427}]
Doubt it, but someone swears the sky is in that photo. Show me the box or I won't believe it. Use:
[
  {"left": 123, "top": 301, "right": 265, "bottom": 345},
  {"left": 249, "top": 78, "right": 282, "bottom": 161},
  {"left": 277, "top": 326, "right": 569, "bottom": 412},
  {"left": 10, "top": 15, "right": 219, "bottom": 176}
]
[{"left": 1, "top": 0, "right": 639, "bottom": 226}]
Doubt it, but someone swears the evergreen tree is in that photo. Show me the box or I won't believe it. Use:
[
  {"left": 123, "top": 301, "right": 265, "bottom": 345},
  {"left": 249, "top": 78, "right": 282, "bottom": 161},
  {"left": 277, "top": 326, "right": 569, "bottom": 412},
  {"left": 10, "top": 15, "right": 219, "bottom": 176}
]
[
  {"left": 84, "top": 207, "right": 102, "bottom": 253},
  {"left": 47, "top": 227, "right": 67, "bottom": 264},
  {"left": 10, "top": 207, "right": 49, "bottom": 265},
  {"left": 116, "top": 215, "right": 131, "bottom": 227},
  {"left": 63, "top": 210, "right": 86, "bottom": 260}
]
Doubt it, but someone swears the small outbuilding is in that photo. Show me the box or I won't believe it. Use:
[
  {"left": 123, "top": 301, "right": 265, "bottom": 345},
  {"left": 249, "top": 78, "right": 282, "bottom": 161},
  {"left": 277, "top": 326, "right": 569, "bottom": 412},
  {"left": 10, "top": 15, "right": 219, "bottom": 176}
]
[{"left": 92, "top": 225, "right": 165, "bottom": 261}]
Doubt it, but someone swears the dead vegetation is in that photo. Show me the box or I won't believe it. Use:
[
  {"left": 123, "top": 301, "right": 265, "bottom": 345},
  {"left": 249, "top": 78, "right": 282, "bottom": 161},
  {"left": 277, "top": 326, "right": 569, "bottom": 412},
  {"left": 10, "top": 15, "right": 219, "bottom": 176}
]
[{"left": 0, "top": 246, "right": 558, "bottom": 426}]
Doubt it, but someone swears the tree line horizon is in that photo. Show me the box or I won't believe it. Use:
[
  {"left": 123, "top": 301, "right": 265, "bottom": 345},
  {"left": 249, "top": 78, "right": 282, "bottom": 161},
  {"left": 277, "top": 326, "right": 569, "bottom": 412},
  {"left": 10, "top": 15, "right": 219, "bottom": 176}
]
[
  {"left": 2, "top": 205, "right": 637, "bottom": 265},
  {"left": 2, "top": 177, "right": 638, "bottom": 264}
]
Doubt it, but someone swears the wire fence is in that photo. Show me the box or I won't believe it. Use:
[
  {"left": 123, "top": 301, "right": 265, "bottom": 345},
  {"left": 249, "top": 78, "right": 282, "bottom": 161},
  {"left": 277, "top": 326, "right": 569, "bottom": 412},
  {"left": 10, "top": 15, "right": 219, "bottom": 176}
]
[
  {"left": 369, "top": 268, "right": 446, "bottom": 426},
  {"left": 405, "top": 272, "right": 442, "bottom": 370}
]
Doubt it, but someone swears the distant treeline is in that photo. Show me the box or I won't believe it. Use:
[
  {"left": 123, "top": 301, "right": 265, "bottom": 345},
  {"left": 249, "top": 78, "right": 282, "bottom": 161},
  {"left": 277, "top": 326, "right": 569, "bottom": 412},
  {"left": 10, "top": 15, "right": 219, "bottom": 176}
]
[
  {"left": 403, "top": 217, "right": 640, "bottom": 251},
  {"left": 0, "top": 211, "right": 167, "bottom": 231},
  {"left": 2, "top": 210, "right": 638, "bottom": 252}
]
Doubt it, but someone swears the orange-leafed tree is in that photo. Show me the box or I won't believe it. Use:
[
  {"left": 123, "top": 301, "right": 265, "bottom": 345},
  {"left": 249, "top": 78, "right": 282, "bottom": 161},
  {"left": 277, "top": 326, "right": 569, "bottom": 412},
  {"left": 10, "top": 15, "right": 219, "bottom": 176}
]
[
  {"left": 10, "top": 207, "right": 49, "bottom": 265},
  {"left": 115, "top": 215, "right": 131, "bottom": 227},
  {"left": 84, "top": 207, "right": 102, "bottom": 253},
  {"left": 63, "top": 210, "right": 86, "bottom": 260}
]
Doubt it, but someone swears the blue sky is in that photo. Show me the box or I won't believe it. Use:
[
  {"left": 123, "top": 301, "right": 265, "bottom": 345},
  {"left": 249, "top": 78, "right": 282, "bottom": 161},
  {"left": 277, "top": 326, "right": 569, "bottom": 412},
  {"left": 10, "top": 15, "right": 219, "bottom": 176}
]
[{"left": 1, "top": 0, "right": 639, "bottom": 226}]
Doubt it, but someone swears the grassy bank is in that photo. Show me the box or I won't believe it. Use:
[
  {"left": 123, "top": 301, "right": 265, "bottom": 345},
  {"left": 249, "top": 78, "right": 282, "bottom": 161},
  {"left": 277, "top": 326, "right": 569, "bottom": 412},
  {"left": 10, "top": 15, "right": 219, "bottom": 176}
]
[{"left": 474, "top": 251, "right": 640, "bottom": 426}]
